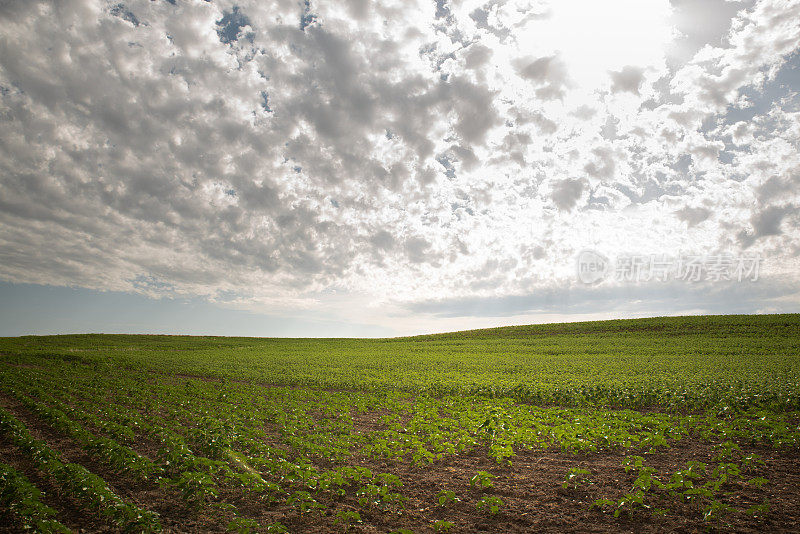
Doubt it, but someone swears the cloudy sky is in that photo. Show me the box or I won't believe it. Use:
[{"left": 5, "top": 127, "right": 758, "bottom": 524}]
[{"left": 0, "top": 0, "right": 798, "bottom": 337}]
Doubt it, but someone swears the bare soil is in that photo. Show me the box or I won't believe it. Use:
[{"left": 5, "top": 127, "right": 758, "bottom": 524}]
[{"left": 1, "top": 394, "right": 799, "bottom": 533}]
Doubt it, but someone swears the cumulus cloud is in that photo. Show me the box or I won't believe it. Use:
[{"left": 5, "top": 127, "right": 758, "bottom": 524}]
[
  {"left": 550, "top": 178, "right": 586, "bottom": 211},
  {"left": 739, "top": 204, "right": 797, "bottom": 248},
  {"left": 609, "top": 66, "right": 645, "bottom": 95},
  {"left": 0, "top": 0, "right": 798, "bottom": 331},
  {"left": 675, "top": 206, "right": 713, "bottom": 227},
  {"left": 514, "top": 54, "right": 570, "bottom": 100}
]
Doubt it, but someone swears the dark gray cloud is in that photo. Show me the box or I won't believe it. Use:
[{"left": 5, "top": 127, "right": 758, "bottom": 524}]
[
  {"left": 675, "top": 205, "right": 712, "bottom": 227},
  {"left": 513, "top": 108, "right": 558, "bottom": 134},
  {"left": 463, "top": 44, "right": 492, "bottom": 70},
  {"left": 583, "top": 147, "right": 616, "bottom": 180},
  {"left": 756, "top": 172, "right": 800, "bottom": 203},
  {"left": 551, "top": 178, "right": 586, "bottom": 211},
  {"left": 514, "top": 54, "right": 570, "bottom": 100},
  {"left": 404, "top": 236, "right": 434, "bottom": 264},
  {"left": 739, "top": 205, "right": 796, "bottom": 248},
  {"left": 609, "top": 66, "right": 644, "bottom": 94}
]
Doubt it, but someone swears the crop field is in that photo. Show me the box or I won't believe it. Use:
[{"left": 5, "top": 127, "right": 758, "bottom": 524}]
[{"left": 1, "top": 314, "right": 799, "bottom": 533}]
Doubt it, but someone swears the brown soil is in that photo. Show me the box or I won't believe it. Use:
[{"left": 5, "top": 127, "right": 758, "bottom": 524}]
[
  {"left": 2, "top": 362, "right": 42, "bottom": 370},
  {"left": 2, "top": 393, "right": 799, "bottom": 533},
  {"left": 268, "top": 439, "right": 800, "bottom": 534},
  {"left": 0, "top": 394, "right": 203, "bottom": 533},
  {"left": 0, "top": 436, "right": 110, "bottom": 533}
]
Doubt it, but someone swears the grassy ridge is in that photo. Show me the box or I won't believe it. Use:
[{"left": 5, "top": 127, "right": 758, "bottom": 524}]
[
  {"left": 406, "top": 313, "right": 800, "bottom": 339},
  {"left": 1, "top": 314, "right": 799, "bottom": 410}
]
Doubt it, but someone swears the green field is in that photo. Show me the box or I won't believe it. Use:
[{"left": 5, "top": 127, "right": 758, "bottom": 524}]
[{"left": 1, "top": 314, "right": 799, "bottom": 532}]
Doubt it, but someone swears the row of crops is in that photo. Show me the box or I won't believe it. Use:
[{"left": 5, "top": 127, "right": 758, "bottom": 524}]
[
  {"left": 0, "top": 314, "right": 798, "bottom": 531},
  {"left": 2, "top": 315, "right": 798, "bottom": 410}
]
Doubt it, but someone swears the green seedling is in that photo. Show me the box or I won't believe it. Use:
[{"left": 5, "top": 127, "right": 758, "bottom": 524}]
[
  {"left": 433, "top": 519, "right": 455, "bottom": 532},
  {"left": 562, "top": 468, "right": 591, "bottom": 490},
  {"left": 470, "top": 470, "right": 495, "bottom": 489},
  {"left": 436, "top": 489, "right": 460, "bottom": 507},
  {"left": 476, "top": 495, "right": 503, "bottom": 514}
]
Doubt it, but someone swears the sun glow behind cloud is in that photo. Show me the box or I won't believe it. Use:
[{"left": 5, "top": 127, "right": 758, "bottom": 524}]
[{"left": 516, "top": 0, "right": 674, "bottom": 91}]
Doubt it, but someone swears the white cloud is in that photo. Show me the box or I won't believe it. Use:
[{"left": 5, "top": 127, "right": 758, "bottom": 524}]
[{"left": 0, "top": 0, "right": 798, "bottom": 332}]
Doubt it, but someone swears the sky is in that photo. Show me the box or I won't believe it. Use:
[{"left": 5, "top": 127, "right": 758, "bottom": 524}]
[{"left": 0, "top": 0, "right": 798, "bottom": 337}]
